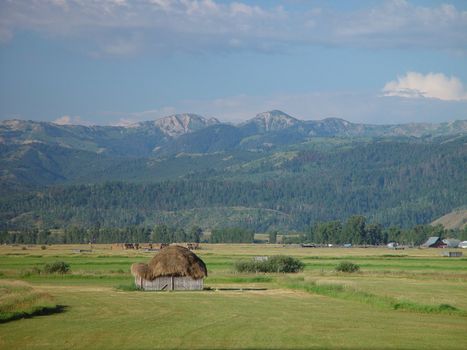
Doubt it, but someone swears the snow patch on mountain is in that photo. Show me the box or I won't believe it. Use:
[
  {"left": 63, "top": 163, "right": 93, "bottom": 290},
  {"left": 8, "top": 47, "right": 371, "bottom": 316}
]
[
  {"left": 131, "top": 114, "right": 220, "bottom": 137},
  {"left": 243, "top": 110, "right": 299, "bottom": 132}
]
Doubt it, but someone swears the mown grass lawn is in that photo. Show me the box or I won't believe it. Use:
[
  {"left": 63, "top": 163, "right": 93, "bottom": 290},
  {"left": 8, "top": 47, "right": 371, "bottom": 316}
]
[
  {"left": 1, "top": 286, "right": 467, "bottom": 350},
  {"left": 0, "top": 244, "right": 466, "bottom": 349}
]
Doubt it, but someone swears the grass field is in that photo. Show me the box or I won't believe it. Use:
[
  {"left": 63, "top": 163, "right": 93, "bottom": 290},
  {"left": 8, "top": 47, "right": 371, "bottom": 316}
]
[{"left": 0, "top": 244, "right": 466, "bottom": 349}]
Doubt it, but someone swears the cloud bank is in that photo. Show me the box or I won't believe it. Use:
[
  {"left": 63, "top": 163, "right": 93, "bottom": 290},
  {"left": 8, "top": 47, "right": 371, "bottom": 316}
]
[
  {"left": 1, "top": 0, "right": 466, "bottom": 55},
  {"left": 383, "top": 72, "right": 467, "bottom": 101}
]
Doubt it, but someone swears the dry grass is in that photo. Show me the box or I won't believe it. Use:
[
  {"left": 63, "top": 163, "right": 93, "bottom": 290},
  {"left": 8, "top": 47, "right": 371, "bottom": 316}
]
[
  {"left": 1, "top": 286, "right": 466, "bottom": 349},
  {"left": 0, "top": 243, "right": 466, "bottom": 349},
  {"left": 0, "top": 280, "right": 59, "bottom": 323}
]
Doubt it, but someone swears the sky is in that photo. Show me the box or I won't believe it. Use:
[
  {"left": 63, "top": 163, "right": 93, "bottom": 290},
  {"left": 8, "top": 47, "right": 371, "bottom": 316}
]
[{"left": 0, "top": 0, "right": 466, "bottom": 126}]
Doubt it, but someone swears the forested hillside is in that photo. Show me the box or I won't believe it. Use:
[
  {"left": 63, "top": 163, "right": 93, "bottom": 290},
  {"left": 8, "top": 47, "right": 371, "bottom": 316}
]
[{"left": 1, "top": 134, "right": 465, "bottom": 231}]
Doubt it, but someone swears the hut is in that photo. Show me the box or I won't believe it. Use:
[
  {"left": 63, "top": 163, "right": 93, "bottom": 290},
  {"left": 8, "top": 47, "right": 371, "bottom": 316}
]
[{"left": 130, "top": 245, "right": 207, "bottom": 291}]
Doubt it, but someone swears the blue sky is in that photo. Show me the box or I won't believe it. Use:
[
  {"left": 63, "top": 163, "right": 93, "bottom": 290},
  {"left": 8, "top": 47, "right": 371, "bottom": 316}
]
[{"left": 0, "top": 0, "right": 466, "bottom": 125}]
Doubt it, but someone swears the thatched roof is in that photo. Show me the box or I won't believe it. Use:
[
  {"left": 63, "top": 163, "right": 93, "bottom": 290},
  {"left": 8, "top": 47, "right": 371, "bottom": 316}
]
[
  {"left": 130, "top": 263, "right": 149, "bottom": 278},
  {"left": 131, "top": 245, "right": 207, "bottom": 280}
]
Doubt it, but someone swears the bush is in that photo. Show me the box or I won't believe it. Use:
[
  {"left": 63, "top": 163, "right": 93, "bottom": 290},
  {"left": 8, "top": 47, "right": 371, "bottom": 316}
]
[
  {"left": 43, "top": 261, "right": 70, "bottom": 274},
  {"left": 235, "top": 256, "right": 304, "bottom": 273},
  {"left": 335, "top": 261, "right": 360, "bottom": 273},
  {"left": 40, "top": 245, "right": 47, "bottom": 250},
  {"left": 20, "top": 266, "right": 42, "bottom": 277}
]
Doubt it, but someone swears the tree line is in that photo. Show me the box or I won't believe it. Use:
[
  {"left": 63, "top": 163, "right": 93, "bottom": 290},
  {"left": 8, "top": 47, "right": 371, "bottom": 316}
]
[
  {"left": 300, "top": 216, "right": 467, "bottom": 245},
  {"left": 1, "top": 216, "right": 465, "bottom": 245},
  {"left": 0, "top": 225, "right": 252, "bottom": 244}
]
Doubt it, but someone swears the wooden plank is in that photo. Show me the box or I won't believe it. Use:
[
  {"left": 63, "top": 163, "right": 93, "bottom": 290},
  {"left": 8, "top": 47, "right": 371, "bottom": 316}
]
[{"left": 138, "top": 276, "right": 204, "bottom": 291}]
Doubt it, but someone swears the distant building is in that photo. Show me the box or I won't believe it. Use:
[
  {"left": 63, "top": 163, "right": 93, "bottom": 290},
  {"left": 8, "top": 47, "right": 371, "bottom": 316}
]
[
  {"left": 442, "top": 239, "right": 461, "bottom": 248},
  {"left": 421, "top": 237, "right": 443, "bottom": 248},
  {"left": 442, "top": 251, "right": 463, "bottom": 257},
  {"left": 254, "top": 256, "right": 269, "bottom": 261}
]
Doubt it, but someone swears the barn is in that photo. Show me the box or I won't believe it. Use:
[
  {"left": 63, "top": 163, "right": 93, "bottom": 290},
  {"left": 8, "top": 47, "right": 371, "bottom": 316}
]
[
  {"left": 421, "top": 236, "right": 443, "bottom": 248},
  {"left": 130, "top": 245, "right": 207, "bottom": 291}
]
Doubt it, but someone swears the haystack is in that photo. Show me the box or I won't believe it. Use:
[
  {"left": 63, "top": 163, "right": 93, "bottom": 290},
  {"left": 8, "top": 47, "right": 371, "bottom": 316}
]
[{"left": 130, "top": 245, "right": 207, "bottom": 290}]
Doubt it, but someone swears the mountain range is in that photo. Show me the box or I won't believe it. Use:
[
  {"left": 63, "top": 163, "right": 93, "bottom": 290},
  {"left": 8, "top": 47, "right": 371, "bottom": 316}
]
[
  {"left": 1, "top": 110, "right": 466, "bottom": 158},
  {"left": 1, "top": 111, "right": 466, "bottom": 231}
]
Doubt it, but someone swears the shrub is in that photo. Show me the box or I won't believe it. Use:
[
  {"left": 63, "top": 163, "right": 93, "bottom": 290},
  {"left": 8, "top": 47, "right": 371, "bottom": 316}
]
[
  {"left": 234, "top": 260, "right": 260, "bottom": 273},
  {"left": 335, "top": 261, "right": 360, "bottom": 273},
  {"left": 19, "top": 266, "right": 42, "bottom": 277},
  {"left": 43, "top": 261, "right": 70, "bottom": 274},
  {"left": 267, "top": 256, "right": 305, "bottom": 273},
  {"left": 234, "top": 256, "right": 304, "bottom": 273},
  {"left": 40, "top": 245, "right": 47, "bottom": 250}
]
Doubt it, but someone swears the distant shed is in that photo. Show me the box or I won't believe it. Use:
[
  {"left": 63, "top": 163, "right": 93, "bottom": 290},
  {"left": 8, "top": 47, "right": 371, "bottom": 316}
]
[
  {"left": 130, "top": 245, "right": 207, "bottom": 291},
  {"left": 442, "top": 239, "right": 461, "bottom": 248},
  {"left": 442, "top": 251, "right": 463, "bottom": 257},
  {"left": 254, "top": 256, "right": 268, "bottom": 262}
]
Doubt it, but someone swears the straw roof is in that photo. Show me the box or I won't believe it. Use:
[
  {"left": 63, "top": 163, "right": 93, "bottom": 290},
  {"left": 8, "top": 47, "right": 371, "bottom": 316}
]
[
  {"left": 131, "top": 245, "right": 207, "bottom": 280},
  {"left": 130, "top": 263, "right": 149, "bottom": 278}
]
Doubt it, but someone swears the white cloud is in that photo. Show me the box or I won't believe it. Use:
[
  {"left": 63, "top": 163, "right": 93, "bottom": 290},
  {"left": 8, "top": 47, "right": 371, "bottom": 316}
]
[
  {"left": 383, "top": 72, "right": 467, "bottom": 101},
  {"left": 229, "top": 2, "right": 264, "bottom": 17},
  {"left": 53, "top": 115, "right": 92, "bottom": 126},
  {"left": 0, "top": 1, "right": 465, "bottom": 55},
  {"left": 149, "top": 0, "right": 172, "bottom": 11}
]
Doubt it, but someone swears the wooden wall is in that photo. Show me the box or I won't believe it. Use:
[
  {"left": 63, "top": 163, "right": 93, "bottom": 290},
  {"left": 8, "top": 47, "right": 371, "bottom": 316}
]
[{"left": 135, "top": 276, "right": 203, "bottom": 290}]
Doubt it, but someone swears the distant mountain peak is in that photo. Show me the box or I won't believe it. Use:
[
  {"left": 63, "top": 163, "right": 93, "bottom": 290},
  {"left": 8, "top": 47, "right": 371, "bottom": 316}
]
[
  {"left": 255, "top": 110, "right": 297, "bottom": 120},
  {"left": 245, "top": 110, "right": 300, "bottom": 132},
  {"left": 135, "top": 113, "right": 220, "bottom": 137}
]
